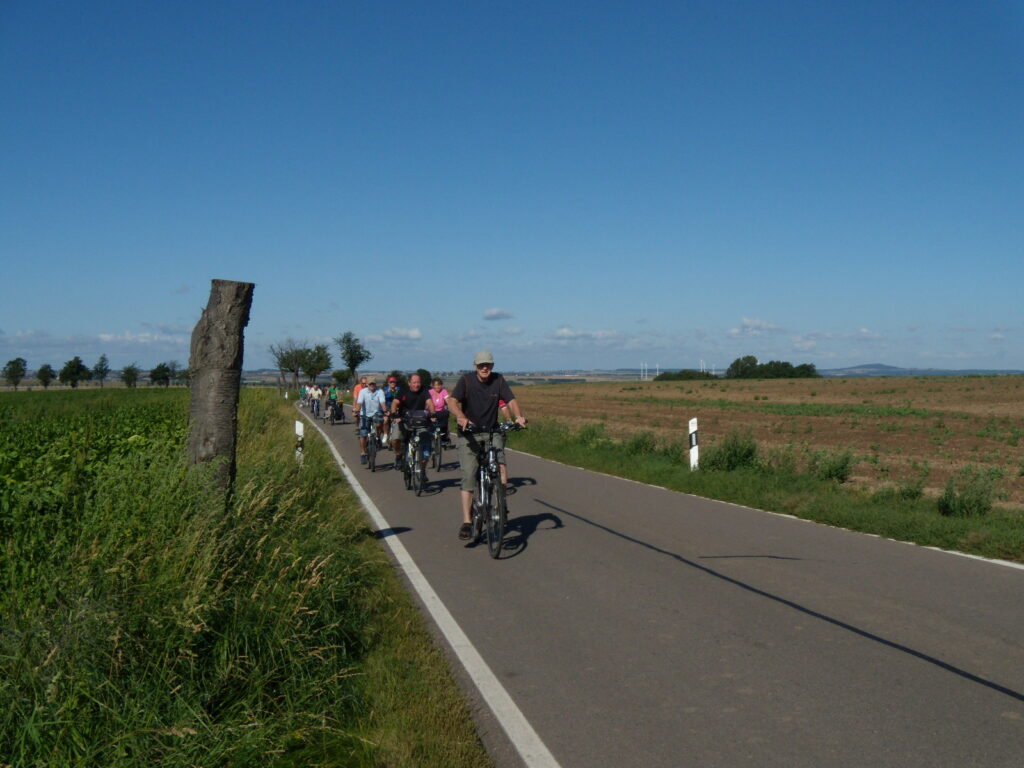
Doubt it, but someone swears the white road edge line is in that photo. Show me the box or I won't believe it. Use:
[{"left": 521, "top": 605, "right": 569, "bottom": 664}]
[{"left": 300, "top": 406, "right": 563, "bottom": 768}]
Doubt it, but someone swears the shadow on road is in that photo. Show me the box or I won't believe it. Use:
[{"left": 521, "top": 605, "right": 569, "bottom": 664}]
[
  {"left": 504, "top": 476, "right": 538, "bottom": 496},
  {"left": 370, "top": 526, "right": 412, "bottom": 539},
  {"left": 700, "top": 554, "right": 803, "bottom": 561},
  {"left": 499, "top": 506, "right": 564, "bottom": 559},
  {"left": 532, "top": 499, "right": 1024, "bottom": 706},
  {"left": 422, "top": 477, "right": 460, "bottom": 496}
]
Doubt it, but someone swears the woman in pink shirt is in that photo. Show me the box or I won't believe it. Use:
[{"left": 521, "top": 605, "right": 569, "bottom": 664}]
[{"left": 430, "top": 378, "right": 451, "bottom": 445}]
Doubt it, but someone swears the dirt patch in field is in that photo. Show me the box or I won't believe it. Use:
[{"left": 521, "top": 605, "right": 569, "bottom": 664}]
[{"left": 513, "top": 376, "right": 1024, "bottom": 507}]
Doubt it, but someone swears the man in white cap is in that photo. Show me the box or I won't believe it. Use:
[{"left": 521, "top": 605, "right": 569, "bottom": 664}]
[{"left": 446, "top": 350, "right": 526, "bottom": 540}]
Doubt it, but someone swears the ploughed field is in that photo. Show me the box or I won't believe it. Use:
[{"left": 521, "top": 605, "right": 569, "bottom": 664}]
[{"left": 514, "top": 375, "right": 1024, "bottom": 508}]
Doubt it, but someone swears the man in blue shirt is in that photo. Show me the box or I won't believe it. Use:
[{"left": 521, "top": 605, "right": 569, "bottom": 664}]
[{"left": 354, "top": 378, "right": 387, "bottom": 465}]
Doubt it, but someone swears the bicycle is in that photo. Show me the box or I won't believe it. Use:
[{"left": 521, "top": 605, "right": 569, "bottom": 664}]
[
  {"left": 399, "top": 416, "right": 432, "bottom": 495},
  {"left": 430, "top": 412, "right": 448, "bottom": 472},
  {"left": 328, "top": 399, "right": 346, "bottom": 425},
  {"left": 465, "top": 421, "right": 523, "bottom": 558},
  {"left": 361, "top": 412, "right": 384, "bottom": 471}
]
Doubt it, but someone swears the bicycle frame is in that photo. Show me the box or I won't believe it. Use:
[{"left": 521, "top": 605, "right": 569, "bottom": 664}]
[
  {"left": 430, "top": 413, "right": 447, "bottom": 471},
  {"left": 361, "top": 413, "right": 384, "bottom": 471},
  {"left": 402, "top": 423, "right": 431, "bottom": 494},
  {"left": 465, "top": 422, "right": 522, "bottom": 558}
]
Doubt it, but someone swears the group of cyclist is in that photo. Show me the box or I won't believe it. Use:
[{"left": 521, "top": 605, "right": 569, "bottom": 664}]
[
  {"left": 349, "top": 350, "right": 526, "bottom": 540},
  {"left": 299, "top": 383, "right": 343, "bottom": 421}
]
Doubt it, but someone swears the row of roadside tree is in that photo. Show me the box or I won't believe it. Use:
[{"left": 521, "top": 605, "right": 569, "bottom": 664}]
[
  {"left": 269, "top": 331, "right": 373, "bottom": 390},
  {"left": 2, "top": 355, "right": 190, "bottom": 390},
  {"left": 4, "top": 329, "right": 377, "bottom": 392}
]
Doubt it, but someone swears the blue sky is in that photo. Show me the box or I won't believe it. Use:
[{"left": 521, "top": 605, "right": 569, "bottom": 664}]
[{"left": 2, "top": 1, "right": 1022, "bottom": 373}]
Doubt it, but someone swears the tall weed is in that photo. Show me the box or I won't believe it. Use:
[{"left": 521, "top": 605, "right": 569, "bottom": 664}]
[
  {"left": 0, "top": 389, "right": 489, "bottom": 768},
  {"left": 807, "top": 449, "right": 854, "bottom": 484},
  {"left": 701, "top": 430, "right": 759, "bottom": 471},
  {"left": 937, "top": 466, "right": 999, "bottom": 517}
]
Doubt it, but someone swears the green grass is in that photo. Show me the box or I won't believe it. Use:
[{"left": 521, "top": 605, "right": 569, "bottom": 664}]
[
  {"left": 1, "top": 389, "right": 490, "bottom": 767},
  {"left": 508, "top": 419, "right": 1024, "bottom": 563}
]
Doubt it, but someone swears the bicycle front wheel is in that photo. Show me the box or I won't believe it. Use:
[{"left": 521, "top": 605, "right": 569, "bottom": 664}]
[
  {"left": 367, "top": 436, "right": 377, "bottom": 471},
  {"left": 485, "top": 479, "right": 505, "bottom": 558}
]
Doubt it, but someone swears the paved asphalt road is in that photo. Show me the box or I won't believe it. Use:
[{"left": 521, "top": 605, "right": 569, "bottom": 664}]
[{"left": 308, "top": 406, "right": 1024, "bottom": 768}]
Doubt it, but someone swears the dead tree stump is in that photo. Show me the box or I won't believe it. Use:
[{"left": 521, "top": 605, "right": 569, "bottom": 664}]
[{"left": 187, "top": 279, "right": 255, "bottom": 488}]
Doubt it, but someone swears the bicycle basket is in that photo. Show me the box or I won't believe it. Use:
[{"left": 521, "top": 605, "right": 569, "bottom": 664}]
[{"left": 405, "top": 410, "right": 431, "bottom": 428}]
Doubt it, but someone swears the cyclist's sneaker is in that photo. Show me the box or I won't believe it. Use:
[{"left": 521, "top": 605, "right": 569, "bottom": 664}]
[
  {"left": 360, "top": 454, "right": 367, "bottom": 465},
  {"left": 458, "top": 523, "right": 472, "bottom": 540}
]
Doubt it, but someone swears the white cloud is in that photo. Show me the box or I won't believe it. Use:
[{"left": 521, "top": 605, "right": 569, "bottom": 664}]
[
  {"left": 551, "top": 326, "right": 581, "bottom": 339},
  {"left": 98, "top": 331, "right": 183, "bottom": 345},
  {"left": 382, "top": 327, "right": 422, "bottom": 341},
  {"left": 141, "top": 322, "right": 191, "bottom": 335},
  {"left": 483, "top": 308, "right": 514, "bottom": 320},
  {"left": 550, "top": 326, "right": 615, "bottom": 341},
  {"left": 728, "top": 317, "right": 782, "bottom": 338},
  {"left": 853, "top": 328, "right": 882, "bottom": 340},
  {"left": 0, "top": 326, "right": 189, "bottom": 368},
  {"left": 792, "top": 332, "right": 831, "bottom": 352}
]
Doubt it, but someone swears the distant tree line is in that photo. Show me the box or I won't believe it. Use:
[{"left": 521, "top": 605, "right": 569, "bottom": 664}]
[
  {"left": 267, "top": 334, "right": 439, "bottom": 391},
  {"left": 3, "top": 354, "right": 190, "bottom": 389},
  {"left": 269, "top": 332, "right": 375, "bottom": 390},
  {"left": 724, "top": 355, "right": 819, "bottom": 379},
  {"left": 653, "top": 369, "right": 717, "bottom": 382}
]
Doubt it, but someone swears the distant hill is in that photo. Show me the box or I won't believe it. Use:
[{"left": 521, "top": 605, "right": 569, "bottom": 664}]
[{"left": 819, "top": 363, "right": 1024, "bottom": 378}]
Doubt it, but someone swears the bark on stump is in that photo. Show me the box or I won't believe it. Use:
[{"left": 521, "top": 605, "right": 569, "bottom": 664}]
[{"left": 187, "top": 279, "right": 255, "bottom": 488}]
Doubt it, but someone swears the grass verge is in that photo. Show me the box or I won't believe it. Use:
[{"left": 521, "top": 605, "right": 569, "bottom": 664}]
[
  {"left": 1, "top": 389, "right": 491, "bottom": 767},
  {"left": 509, "top": 419, "right": 1024, "bottom": 563}
]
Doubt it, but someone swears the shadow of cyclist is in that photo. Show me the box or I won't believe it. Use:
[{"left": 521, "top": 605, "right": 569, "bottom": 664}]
[
  {"left": 503, "top": 475, "right": 537, "bottom": 497},
  {"left": 499, "top": 506, "right": 563, "bottom": 558},
  {"left": 422, "top": 477, "right": 461, "bottom": 496}
]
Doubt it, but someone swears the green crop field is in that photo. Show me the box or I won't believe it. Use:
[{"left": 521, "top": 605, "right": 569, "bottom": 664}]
[{"left": 0, "top": 388, "right": 491, "bottom": 768}]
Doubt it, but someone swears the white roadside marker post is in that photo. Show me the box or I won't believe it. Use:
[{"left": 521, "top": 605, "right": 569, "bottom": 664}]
[
  {"left": 295, "top": 419, "right": 305, "bottom": 466},
  {"left": 688, "top": 417, "right": 699, "bottom": 470}
]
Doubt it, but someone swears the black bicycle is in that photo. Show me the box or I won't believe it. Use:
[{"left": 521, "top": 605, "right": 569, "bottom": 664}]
[
  {"left": 398, "top": 415, "right": 432, "bottom": 495},
  {"left": 328, "top": 399, "right": 346, "bottom": 425},
  {"left": 465, "top": 421, "right": 523, "bottom": 558},
  {"left": 362, "top": 412, "right": 384, "bottom": 471},
  {"left": 430, "top": 412, "right": 448, "bottom": 472}
]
